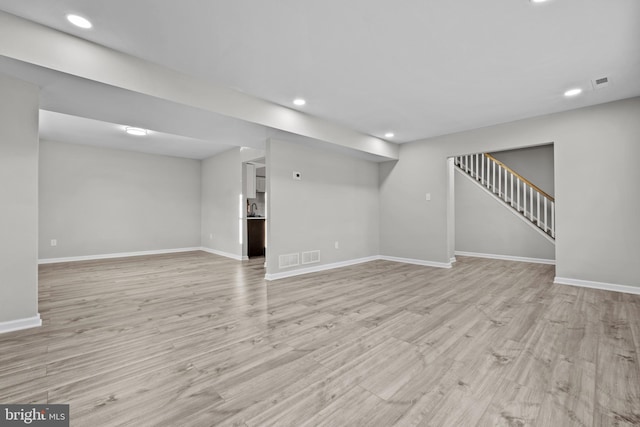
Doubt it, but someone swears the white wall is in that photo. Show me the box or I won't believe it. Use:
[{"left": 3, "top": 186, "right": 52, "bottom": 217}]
[
  {"left": 380, "top": 97, "right": 640, "bottom": 289},
  {"left": 0, "top": 74, "right": 39, "bottom": 325},
  {"left": 201, "top": 148, "right": 243, "bottom": 259},
  {"left": 455, "top": 169, "right": 555, "bottom": 260},
  {"left": 39, "top": 140, "right": 201, "bottom": 259},
  {"left": 266, "top": 138, "right": 379, "bottom": 276},
  {"left": 379, "top": 147, "right": 450, "bottom": 263}
]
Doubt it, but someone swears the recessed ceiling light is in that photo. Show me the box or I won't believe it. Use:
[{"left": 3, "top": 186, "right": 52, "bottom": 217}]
[
  {"left": 530, "top": 0, "right": 550, "bottom": 3},
  {"left": 384, "top": 132, "right": 395, "bottom": 138},
  {"left": 66, "top": 14, "right": 92, "bottom": 29},
  {"left": 125, "top": 127, "right": 148, "bottom": 136},
  {"left": 564, "top": 88, "right": 582, "bottom": 97},
  {"left": 293, "top": 98, "right": 306, "bottom": 106}
]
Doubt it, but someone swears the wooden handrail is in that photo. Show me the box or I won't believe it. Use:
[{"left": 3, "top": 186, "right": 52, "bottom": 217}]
[{"left": 483, "top": 153, "right": 555, "bottom": 202}]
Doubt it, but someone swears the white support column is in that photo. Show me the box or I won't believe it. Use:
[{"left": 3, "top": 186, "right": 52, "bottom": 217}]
[
  {"left": 0, "top": 75, "right": 40, "bottom": 330},
  {"left": 551, "top": 201, "right": 555, "bottom": 238}
]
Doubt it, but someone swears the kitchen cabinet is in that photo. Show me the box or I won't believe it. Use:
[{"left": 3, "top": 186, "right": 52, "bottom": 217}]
[
  {"left": 256, "top": 176, "right": 266, "bottom": 192},
  {"left": 246, "top": 163, "right": 256, "bottom": 199},
  {"left": 247, "top": 219, "right": 265, "bottom": 258}
]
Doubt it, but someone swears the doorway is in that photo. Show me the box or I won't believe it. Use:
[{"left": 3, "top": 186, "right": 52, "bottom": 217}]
[{"left": 242, "top": 154, "right": 267, "bottom": 264}]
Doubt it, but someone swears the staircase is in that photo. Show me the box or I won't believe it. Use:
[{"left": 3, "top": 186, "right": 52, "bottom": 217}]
[{"left": 454, "top": 153, "right": 555, "bottom": 240}]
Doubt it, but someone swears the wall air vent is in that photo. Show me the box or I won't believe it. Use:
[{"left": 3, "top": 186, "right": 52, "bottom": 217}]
[
  {"left": 591, "top": 76, "right": 610, "bottom": 89},
  {"left": 279, "top": 253, "right": 299, "bottom": 269},
  {"left": 301, "top": 250, "right": 321, "bottom": 265}
]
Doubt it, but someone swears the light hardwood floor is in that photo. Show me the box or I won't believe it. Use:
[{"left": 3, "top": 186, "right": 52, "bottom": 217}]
[{"left": 1, "top": 252, "right": 639, "bottom": 426}]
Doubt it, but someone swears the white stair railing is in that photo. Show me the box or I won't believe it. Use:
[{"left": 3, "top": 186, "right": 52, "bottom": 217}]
[{"left": 454, "top": 153, "right": 555, "bottom": 239}]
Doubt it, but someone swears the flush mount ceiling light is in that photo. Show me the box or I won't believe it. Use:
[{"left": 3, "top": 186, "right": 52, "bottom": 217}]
[
  {"left": 384, "top": 132, "right": 395, "bottom": 138},
  {"left": 293, "top": 98, "right": 306, "bottom": 106},
  {"left": 125, "top": 127, "right": 148, "bottom": 136},
  {"left": 564, "top": 88, "right": 583, "bottom": 97},
  {"left": 66, "top": 14, "right": 92, "bottom": 29},
  {"left": 530, "top": 0, "right": 550, "bottom": 3}
]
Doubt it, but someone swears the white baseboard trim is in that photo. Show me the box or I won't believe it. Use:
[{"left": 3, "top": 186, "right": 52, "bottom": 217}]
[
  {"left": 554, "top": 277, "right": 640, "bottom": 295},
  {"left": 450, "top": 257, "right": 457, "bottom": 263},
  {"left": 200, "top": 247, "right": 248, "bottom": 261},
  {"left": 265, "top": 256, "right": 380, "bottom": 281},
  {"left": 379, "top": 255, "right": 453, "bottom": 269},
  {"left": 0, "top": 314, "right": 42, "bottom": 334},
  {"left": 455, "top": 251, "right": 555, "bottom": 265},
  {"left": 38, "top": 247, "right": 202, "bottom": 264}
]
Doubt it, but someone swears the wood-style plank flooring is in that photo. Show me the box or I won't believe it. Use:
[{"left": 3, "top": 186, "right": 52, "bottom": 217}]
[{"left": 1, "top": 252, "right": 639, "bottom": 426}]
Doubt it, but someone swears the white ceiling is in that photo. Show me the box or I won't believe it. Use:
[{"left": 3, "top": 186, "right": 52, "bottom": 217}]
[
  {"left": 40, "top": 111, "right": 237, "bottom": 160},
  {"left": 1, "top": 0, "right": 639, "bottom": 156}
]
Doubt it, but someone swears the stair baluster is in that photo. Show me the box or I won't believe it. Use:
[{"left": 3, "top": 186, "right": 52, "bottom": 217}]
[{"left": 454, "top": 153, "right": 555, "bottom": 240}]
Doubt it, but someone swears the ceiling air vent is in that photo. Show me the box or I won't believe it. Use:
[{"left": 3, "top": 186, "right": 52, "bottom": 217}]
[{"left": 591, "top": 76, "right": 610, "bottom": 89}]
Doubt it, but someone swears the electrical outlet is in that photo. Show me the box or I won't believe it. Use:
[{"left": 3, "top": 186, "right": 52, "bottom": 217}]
[
  {"left": 50, "top": 239, "right": 57, "bottom": 247},
  {"left": 293, "top": 171, "right": 302, "bottom": 180},
  {"left": 209, "top": 234, "right": 213, "bottom": 240},
  {"left": 334, "top": 241, "right": 339, "bottom": 249},
  {"left": 425, "top": 193, "right": 431, "bottom": 201}
]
